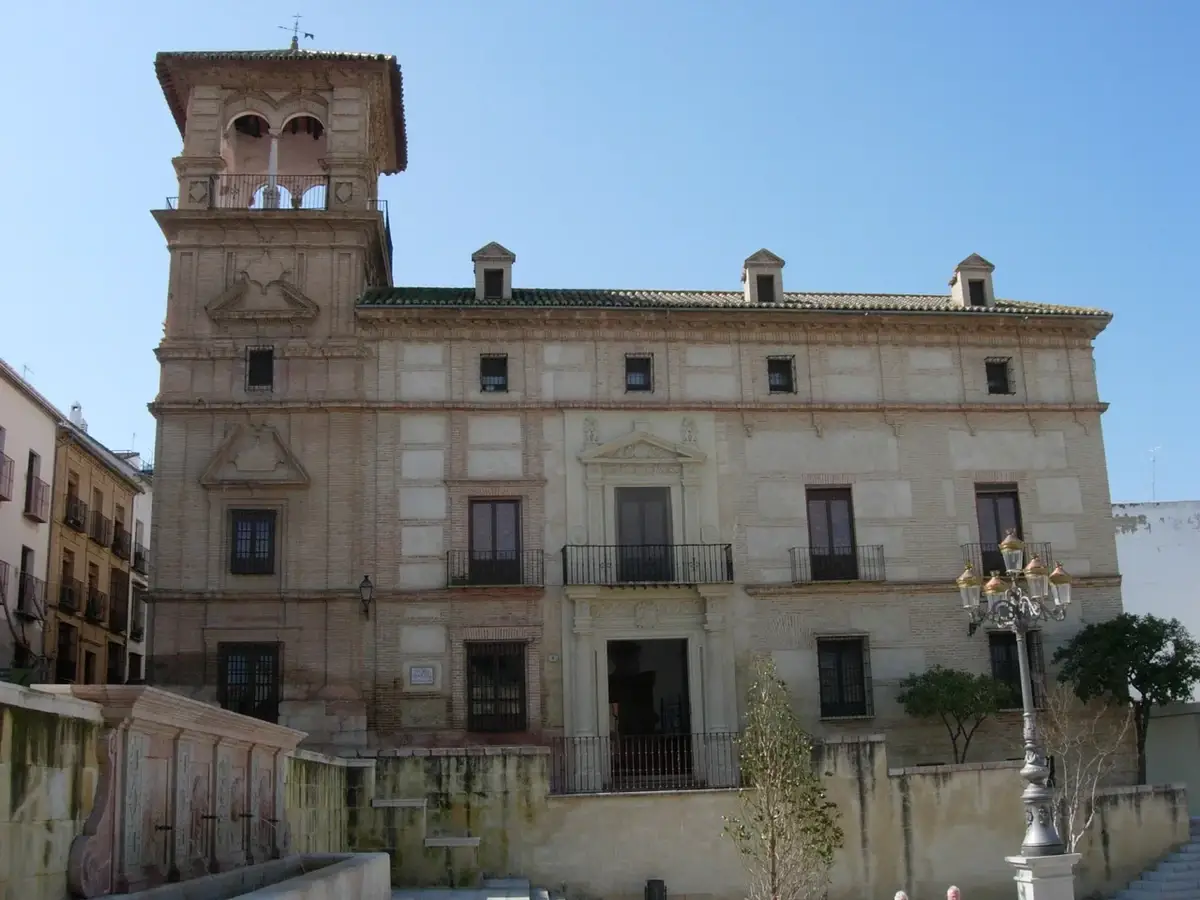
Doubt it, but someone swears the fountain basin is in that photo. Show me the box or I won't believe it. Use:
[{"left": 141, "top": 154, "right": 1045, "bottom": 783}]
[{"left": 107, "top": 853, "right": 391, "bottom": 900}]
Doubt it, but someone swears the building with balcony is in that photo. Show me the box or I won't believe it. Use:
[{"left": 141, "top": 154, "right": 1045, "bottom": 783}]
[
  {"left": 115, "top": 450, "right": 153, "bottom": 682},
  {"left": 146, "top": 45, "right": 1121, "bottom": 778},
  {"left": 43, "top": 405, "right": 145, "bottom": 685},
  {"left": 0, "top": 360, "right": 59, "bottom": 675}
]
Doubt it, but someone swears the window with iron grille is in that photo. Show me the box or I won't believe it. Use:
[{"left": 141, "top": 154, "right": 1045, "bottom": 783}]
[
  {"left": 989, "top": 630, "right": 1045, "bottom": 709},
  {"left": 756, "top": 273, "right": 776, "bottom": 304},
  {"left": 483, "top": 268, "right": 504, "bottom": 299},
  {"left": 817, "top": 636, "right": 873, "bottom": 718},
  {"left": 229, "top": 509, "right": 277, "bottom": 575},
  {"left": 218, "top": 642, "right": 282, "bottom": 723},
  {"left": 767, "top": 356, "right": 796, "bottom": 393},
  {"left": 624, "top": 354, "right": 653, "bottom": 392},
  {"left": 480, "top": 355, "right": 509, "bottom": 393},
  {"left": 968, "top": 279, "right": 987, "bottom": 307},
  {"left": 985, "top": 357, "right": 1014, "bottom": 395},
  {"left": 466, "top": 641, "right": 527, "bottom": 732},
  {"left": 246, "top": 347, "right": 275, "bottom": 391}
]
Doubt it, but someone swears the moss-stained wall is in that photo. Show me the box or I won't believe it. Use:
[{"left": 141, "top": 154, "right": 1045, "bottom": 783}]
[
  {"left": 0, "top": 684, "right": 103, "bottom": 900},
  {"left": 283, "top": 749, "right": 350, "bottom": 854}
]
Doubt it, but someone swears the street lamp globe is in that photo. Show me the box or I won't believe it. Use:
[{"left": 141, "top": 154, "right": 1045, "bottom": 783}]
[
  {"left": 956, "top": 563, "right": 982, "bottom": 609},
  {"left": 999, "top": 530, "right": 1025, "bottom": 574},
  {"left": 1049, "top": 561, "right": 1072, "bottom": 608},
  {"left": 1023, "top": 556, "right": 1049, "bottom": 600}
]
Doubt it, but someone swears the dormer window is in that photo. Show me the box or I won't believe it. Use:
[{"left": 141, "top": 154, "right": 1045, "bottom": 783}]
[
  {"left": 968, "top": 280, "right": 987, "bottom": 307},
  {"left": 949, "top": 254, "right": 996, "bottom": 308},
  {"left": 757, "top": 274, "right": 776, "bottom": 304},
  {"left": 483, "top": 269, "right": 504, "bottom": 300},
  {"left": 742, "top": 249, "right": 786, "bottom": 304}
]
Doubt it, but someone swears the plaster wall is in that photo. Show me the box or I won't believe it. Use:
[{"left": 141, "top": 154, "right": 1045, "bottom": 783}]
[{"left": 1146, "top": 702, "right": 1200, "bottom": 817}]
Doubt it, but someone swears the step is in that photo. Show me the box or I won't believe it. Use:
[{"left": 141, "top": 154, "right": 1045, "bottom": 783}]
[
  {"left": 1156, "top": 861, "right": 1200, "bottom": 875},
  {"left": 1122, "top": 885, "right": 1200, "bottom": 897},
  {"left": 483, "top": 880, "right": 531, "bottom": 890}
]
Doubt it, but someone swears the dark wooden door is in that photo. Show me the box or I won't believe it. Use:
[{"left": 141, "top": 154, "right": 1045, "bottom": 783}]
[
  {"left": 616, "top": 487, "right": 673, "bottom": 582},
  {"left": 470, "top": 499, "right": 522, "bottom": 585}
]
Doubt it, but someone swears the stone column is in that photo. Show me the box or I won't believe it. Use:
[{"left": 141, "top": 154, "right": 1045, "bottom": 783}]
[
  {"left": 1006, "top": 854, "right": 1080, "bottom": 900},
  {"left": 571, "top": 597, "right": 603, "bottom": 792},
  {"left": 700, "top": 588, "right": 736, "bottom": 786},
  {"left": 171, "top": 155, "right": 225, "bottom": 211}
]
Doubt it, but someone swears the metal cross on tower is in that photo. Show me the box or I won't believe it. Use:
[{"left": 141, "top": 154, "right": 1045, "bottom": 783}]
[{"left": 280, "top": 14, "right": 314, "bottom": 51}]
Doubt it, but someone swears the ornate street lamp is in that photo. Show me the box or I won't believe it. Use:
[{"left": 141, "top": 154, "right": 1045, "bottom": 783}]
[{"left": 955, "top": 530, "right": 1073, "bottom": 857}]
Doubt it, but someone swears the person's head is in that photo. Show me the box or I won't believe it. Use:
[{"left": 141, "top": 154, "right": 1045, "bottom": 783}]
[
  {"left": 948, "top": 886, "right": 962, "bottom": 900},
  {"left": 894, "top": 892, "right": 909, "bottom": 900}
]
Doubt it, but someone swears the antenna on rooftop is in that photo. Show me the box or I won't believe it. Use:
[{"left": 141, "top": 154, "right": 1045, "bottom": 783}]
[
  {"left": 280, "top": 14, "right": 314, "bottom": 51},
  {"left": 21, "top": 364, "right": 33, "bottom": 381},
  {"left": 1149, "top": 446, "right": 1162, "bottom": 501}
]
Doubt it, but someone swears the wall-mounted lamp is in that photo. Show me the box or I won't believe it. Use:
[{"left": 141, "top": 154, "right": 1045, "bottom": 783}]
[{"left": 359, "top": 575, "right": 375, "bottom": 619}]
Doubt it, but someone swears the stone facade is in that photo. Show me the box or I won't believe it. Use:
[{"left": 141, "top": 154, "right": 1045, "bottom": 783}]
[{"left": 146, "top": 47, "right": 1121, "bottom": 767}]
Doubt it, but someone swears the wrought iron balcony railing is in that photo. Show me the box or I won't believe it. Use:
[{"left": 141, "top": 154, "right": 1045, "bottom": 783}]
[
  {"left": 549, "top": 732, "right": 741, "bottom": 795},
  {"left": 789, "top": 545, "right": 886, "bottom": 583},
  {"left": 59, "top": 578, "right": 83, "bottom": 613},
  {"left": 16, "top": 572, "right": 45, "bottom": 619},
  {"left": 133, "top": 542, "right": 149, "bottom": 575},
  {"left": 0, "top": 452, "right": 13, "bottom": 502},
  {"left": 961, "top": 541, "right": 1053, "bottom": 577},
  {"left": 446, "top": 549, "right": 544, "bottom": 587},
  {"left": 562, "top": 544, "right": 734, "bottom": 586},
  {"left": 109, "top": 597, "right": 129, "bottom": 635},
  {"left": 23, "top": 477, "right": 50, "bottom": 522},
  {"left": 112, "top": 524, "right": 132, "bottom": 561},
  {"left": 85, "top": 588, "right": 108, "bottom": 623},
  {"left": 64, "top": 495, "right": 88, "bottom": 531},
  {"left": 89, "top": 511, "right": 113, "bottom": 547}
]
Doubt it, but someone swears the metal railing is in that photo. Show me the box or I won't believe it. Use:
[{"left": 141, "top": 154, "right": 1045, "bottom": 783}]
[
  {"left": 23, "top": 476, "right": 50, "bottom": 522},
  {"left": 85, "top": 588, "right": 108, "bottom": 623},
  {"left": 89, "top": 511, "right": 113, "bottom": 547},
  {"left": 112, "top": 524, "right": 132, "bottom": 561},
  {"left": 961, "top": 541, "right": 1053, "bottom": 576},
  {"left": 208, "top": 173, "right": 330, "bottom": 210},
  {"left": 65, "top": 495, "right": 88, "bottom": 531},
  {"left": 446, "top": 549, "right": 544, "bottom": 587},
  {"left": 549, "top": 733, "right": 741, "bottom": 795},
  {"left": 16, "top": 572, "right": 45, "bottom": 619},
  {"left": 562, "top": 544, "right": 734, "bottom": 586},
  {"left": 789, "top": 545, "right": 886, "bottom": 583},
  {"left": 109, "top": 596, "right": 129, "bottom": 635},
  {"left": 0, "top": 453, "right": 12, "bottom": 501},
  {"left": 59, "top": 578, "right": 83, "bottom": 613},
  {"left": 133, "top": 542, "right": 149, "bottom": 575}
]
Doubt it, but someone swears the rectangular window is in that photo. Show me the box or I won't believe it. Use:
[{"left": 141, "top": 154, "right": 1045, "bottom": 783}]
[
  {"left": 767, "top": 356, "right": 796, "bottom": 393},
  {"left": 246, "top": 347, "right": 275, "bottom": 391},
  {"left": 817, "top": 637, "right": 873, "bottom": 718},
  {"left": 466, "top": 641, "right": 527, "bottom": 732},
  {"left": 968, "top": 279, "right": 987, "bottom": 307},
  {"left": 975, "top": 484, "right": 1022, "bottom": 573},
  {"left": 469, "top": 499, "right": 522, "bottom": 585},
  {"left": 229, "top": 509, "right": 277, "bottom": 575},
  {"left": 806, "top": 487, "right": 858, "bottom": 581},
  {"left": 218, "top": 642, "right": 282, "bottom": 723},
  {"left": 483, "top": 268, "right": 504, "bottom": 299},
  {"left": 624, "top": 354, "right": 654, "bottom": 392},
  {"left": 128, "top": 652, "right": 144, "bottom": 682},
  {"left": 106, "top": 641, "right": 125, "bottom": 684},
  {"left": 480, "top": 354, "right": 509, "bottom": 393},
  {"left": 985, "top": 357, "right": 1014, "bottom": 395},
  {"left": 55, "top": 624, "right": 78, "bottom": 684},
  {"left": 989, "top": 630, "right": 1045, "bottom": 708},
  {"left": 756, "top": 273, "right": 776, "bottom": 304},
  {"left": 83, "top": 650, "right": 96, "bottom": 685}
]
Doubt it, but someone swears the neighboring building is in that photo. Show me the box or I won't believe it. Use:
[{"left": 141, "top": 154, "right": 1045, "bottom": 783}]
[
  {"left": 147, "top": 45, "right": 1122, "bottom": 771},
  {"left": 43, "top": 405, "right": 144, "bottom": 685},
  {"left": 1114, "top": 500, "right": 1200, "bottom": 702},
  {"left": 116, "top": 451, "right": 152, "bottom": 682},
  {"left": 0, "top": 360, "right": 58, "bottom": 674}
]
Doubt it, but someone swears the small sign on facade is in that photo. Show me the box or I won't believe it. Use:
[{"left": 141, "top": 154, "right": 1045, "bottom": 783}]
[{"left": 409, "top": 665, "right": 436, "bottom": 686}]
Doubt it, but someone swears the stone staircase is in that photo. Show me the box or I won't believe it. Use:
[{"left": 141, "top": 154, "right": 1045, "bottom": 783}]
[
  {"left": 391, "top": 877, "right": 548, "bottom": 900},
  {"left": 1113, "top": 818, "right": 1200, "bottom": 900}
]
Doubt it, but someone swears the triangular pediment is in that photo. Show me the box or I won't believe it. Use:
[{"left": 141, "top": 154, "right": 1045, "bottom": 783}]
[
  {"left": 743, "top": 248, "right": 786, "bottom": 268},
  {"left": 200, "top": 424, "right": 310, "bottom": 489},
  {"left": 470, "top": 241, "right": 516, "bottom": 263},
  {"left": 579, "top": 431, "right": 706, "bottom": 465},
  {"left": 206, "top": 257, "right": 319, "bottom": 325},
  {"left": 955, "top": 253, "right": 995, "bottom": 271}
]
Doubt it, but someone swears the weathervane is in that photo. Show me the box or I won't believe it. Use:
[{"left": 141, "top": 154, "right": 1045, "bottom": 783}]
[{"left": 280, "top": 14, "right": 314, "bottom": 51}]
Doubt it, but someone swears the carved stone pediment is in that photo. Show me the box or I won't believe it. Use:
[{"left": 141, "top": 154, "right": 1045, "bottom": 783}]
[
  {"left": 200, "top": 424, "right": 310, "bottom": 489},
  {"left": 579, "top": 431, "right": 706, "bottom": 465},
  {"left": 205, "top": 258, "right": 318, "bottom": 325}
]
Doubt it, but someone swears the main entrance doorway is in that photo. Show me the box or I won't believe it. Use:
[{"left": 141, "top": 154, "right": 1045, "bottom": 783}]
[{"left": 606, "top": 638, "right": 693, "bottom": 789}]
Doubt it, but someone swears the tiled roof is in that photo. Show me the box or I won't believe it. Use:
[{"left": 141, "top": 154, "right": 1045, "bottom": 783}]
[
  {"left": 154, "top": 50, "right": 407, "bottom": 173},
  {"left": 356, "top": 286, "right": 1110, "bottom": 318}
]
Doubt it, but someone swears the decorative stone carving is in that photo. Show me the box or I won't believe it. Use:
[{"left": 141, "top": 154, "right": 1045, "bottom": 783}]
[
  {"left": 582, "top": 416, "right": 599, "bottom": 446},
  {"left": 578, "top": 430, "right": 706, "bottom": 466},
  {"left": 68, "top": 728, "right": 120, "bottom": 898},
  {"left": 591, "top": 598, "right": 702, "bottom": 622},
  {"left": 124, "top": 731, "right": 148, "bottom": 872},
  {"left": 634, "top": 602, "right": 659, "bottom": 629},
  {"left": 681, "top": 417, "right": 697, "bottom": 445},
  {"left": 200, "top": 424, "right": 310, "bottom": 488},
  {"left": 204, "top": 258, "right": 319, "bottom": 325}
]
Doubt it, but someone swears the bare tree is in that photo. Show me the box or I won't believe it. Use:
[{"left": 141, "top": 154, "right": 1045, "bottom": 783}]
[
  {"left": 1039, "top": 681, "right": 1133, "bottom": 852},
  {"left": 724, "top": 654, "right": 844, "bottom": 900}
]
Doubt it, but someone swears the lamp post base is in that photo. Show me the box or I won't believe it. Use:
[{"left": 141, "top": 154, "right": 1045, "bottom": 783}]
[{"left": 1006, "top": 854, "right": 1080, "bottom": 900}]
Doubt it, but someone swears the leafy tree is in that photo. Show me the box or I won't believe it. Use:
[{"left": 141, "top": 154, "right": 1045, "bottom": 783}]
[
  {"left": 724, "top": 654, "right": 844, "bottom": 900},
  {"left": 1053, "top": 613, "right": 1200, "bottom": 784},
  {"left": 897, "top": 665, "right": 1012, "bottom": 763}
]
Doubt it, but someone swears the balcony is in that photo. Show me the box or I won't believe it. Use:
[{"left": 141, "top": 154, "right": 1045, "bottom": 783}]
[
  {"left": 962, "top": 541, "right": 1053, "bottom": 577},
  {"left": 16, "top": 572, "right": 46, "bottom": 620},
  {"left": 85, "top": 588, "right": 108, "bottom": 623},
  {"left": 59, "top": 578, "right": 83, "bottom": 613},
  {"left": 0, "top": 452, "right": 12, "bottom": 501},
  {"left": 133, "top": 542, "right": 149, "bottom": 576},
  {"left": 64, "top": 495, "right": 89, "bottom": 532},
  {"left": 447, "top": 549, "right": 544, "bottom": 588},
  {"left": 23, "top": 477, "right": 50, "bottom": 522},
  {"left": 112, "top": 524, "right": 132, "bottom": 562},
  {"left": 109, "top": 598, "right": 128, "bottom": 635},
  {"left": 55, "top": 654, "right": 77, "bottom": 684},
  {"left": 549, "top": 733, "right": 741, "bottom": 796},
  {"left": 789, "top": 545, "right": 886, "bottom": 583},
  {"left": 562, "top": 544, "right": 734, "bottom": 586},
  {"left": 89, "top": 511, "right": 113, "bottom": 548}
]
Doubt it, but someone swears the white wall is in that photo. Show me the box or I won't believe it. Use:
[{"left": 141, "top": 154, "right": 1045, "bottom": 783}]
[
  {"left": 0, "top": 372, "right": 58, "bottom": 667},
  {"left": 1114, "top": 500, "right": 1200, "bottom": 702}
]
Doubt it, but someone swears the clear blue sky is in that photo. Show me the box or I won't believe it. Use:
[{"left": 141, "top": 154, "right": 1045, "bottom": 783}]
[{"left": 2, "top": 1, "right": 1195, "bottom": 502}]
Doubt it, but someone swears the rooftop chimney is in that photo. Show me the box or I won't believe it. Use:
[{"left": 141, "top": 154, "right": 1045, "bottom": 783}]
[{"left": 69, "top": 402, "right": 88, "bottom": 433}]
